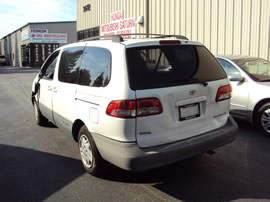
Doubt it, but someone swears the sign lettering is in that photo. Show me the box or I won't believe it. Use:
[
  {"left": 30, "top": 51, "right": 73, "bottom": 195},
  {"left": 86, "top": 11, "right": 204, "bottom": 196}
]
[
  {"left": 111, "top": 10, "right": 123, "bottom": 22},
  {"left": 100, "top": 17, "right": 136, "bottom": 39},
  {"left": 30, "top": 33, "right": 67, "bottom": 43},
  {"left": 30, "top": 29, "right": 48, "bottom": 33}
]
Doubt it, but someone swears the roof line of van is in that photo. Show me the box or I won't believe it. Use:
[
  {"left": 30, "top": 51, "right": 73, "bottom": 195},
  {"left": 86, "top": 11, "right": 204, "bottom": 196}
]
[{"left": 80, "top": 34, "right": 189, "bottom": 43}]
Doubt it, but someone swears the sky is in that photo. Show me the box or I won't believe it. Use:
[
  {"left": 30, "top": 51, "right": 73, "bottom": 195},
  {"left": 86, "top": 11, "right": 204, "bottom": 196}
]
[{"left": 0, "top": 0, "right": 76, "bottom": 38}]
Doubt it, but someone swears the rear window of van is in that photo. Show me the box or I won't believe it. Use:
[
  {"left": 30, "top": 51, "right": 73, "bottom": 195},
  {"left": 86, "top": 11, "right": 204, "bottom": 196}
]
[{"left": 126, "top": 45, "right": 226, "bottom": 90}]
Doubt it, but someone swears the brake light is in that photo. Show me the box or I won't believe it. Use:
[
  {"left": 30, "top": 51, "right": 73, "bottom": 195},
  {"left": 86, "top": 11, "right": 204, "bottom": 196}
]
[
  {"left": 216, "top": 84, "right": 232, "bottom": 102},
  {"left": 159, "top": 40, "right": 180, "bottom": 45},
  {"left": 106, "top": 98, "right": 163, "bottom": 118},
  {"left": 106, "top": 100, "right": 136, "bottom": 118}
]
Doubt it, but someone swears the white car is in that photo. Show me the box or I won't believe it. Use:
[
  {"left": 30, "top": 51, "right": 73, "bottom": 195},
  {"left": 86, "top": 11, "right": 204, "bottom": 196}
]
[
  {"left": 32, "top": 34, "right": 237, "bottom": 176},
  {"left": 217, "top": 56, "right": 270, "bottom": 136}
]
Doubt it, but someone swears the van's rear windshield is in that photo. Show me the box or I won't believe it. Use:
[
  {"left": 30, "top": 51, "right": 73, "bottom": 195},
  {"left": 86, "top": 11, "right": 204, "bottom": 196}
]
[{"left": 126, "top": 45, "right": 226, "bottom": 90}]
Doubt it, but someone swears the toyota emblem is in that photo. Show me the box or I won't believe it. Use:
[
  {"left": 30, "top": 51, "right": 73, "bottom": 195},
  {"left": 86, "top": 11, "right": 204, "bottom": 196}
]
[{"left": 189, "top": 90, "right": 196, "bottom": 96}]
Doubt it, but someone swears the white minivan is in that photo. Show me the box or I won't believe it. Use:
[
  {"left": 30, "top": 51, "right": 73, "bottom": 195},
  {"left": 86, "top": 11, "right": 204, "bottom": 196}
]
[{"left": 32, "top": 34, "right": 238, "bottom": 176}]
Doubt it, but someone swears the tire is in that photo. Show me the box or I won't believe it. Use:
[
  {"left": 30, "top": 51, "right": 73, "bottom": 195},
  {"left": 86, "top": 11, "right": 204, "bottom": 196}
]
[
  {"left": 256, "top": 103, "right": 270, "bottom": 137},
  {"left": 78, "top": 125, "right": 106, "bottom": 176},
  {"left": 33, "top": 100, "right": 48, "bottom": 126}
]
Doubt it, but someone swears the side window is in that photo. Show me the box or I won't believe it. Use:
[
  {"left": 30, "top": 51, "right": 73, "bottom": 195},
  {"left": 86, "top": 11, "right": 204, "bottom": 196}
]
[
  {"left": 58, "top": 47, "right": 84, "bottom": 84},
  {"left": 41, "top": 51, "right": 59, "bottom": 80},
  {"left": 79, "top": 47, "right": 111, "bottom": 87},
  {"left": 217, "top": 58, "right": 241, "bottom": 77}
]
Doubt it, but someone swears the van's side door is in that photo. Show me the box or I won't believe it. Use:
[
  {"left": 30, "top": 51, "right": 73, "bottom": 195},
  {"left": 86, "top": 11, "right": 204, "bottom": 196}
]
[
  {"left": 38, "top": 51, "right": 60, "bottom": 123},
  {"left": 52, "top": 46, "right": 84, "bottom": 134}
]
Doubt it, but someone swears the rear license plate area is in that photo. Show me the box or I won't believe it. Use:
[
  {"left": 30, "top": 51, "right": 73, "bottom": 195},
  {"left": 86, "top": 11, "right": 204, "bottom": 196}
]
[{"left": 179, "top": 103, "right": 200, "bottom": 121}]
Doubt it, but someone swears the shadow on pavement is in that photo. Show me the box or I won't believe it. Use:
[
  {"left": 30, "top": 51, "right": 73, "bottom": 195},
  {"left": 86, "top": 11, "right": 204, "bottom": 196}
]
[
  {"left": 101, "top": 120, "right": 270, "bottom": 201},
  {"left": 0, "top": 144, "right": 84, "bottom": 201}
]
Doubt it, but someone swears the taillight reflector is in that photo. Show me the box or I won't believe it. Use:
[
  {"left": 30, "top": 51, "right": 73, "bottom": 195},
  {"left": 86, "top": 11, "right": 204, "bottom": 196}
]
[
  {"left": 216, "top": 84, "right": 232, "bottom": 102},
  {"left": 159, "top": 40, "right": 181, "bottom": 45},
  {"left": 106, "top": 98, "right": 163, "bottom": 118}
]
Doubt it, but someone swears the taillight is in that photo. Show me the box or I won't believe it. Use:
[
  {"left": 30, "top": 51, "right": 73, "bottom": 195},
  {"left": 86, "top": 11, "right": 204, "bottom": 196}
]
[
  {"left": 106, "top": 100, "right": 136, "bottom": 118},
  {"left": 216, "top": 84, "right": 232, "bottom": 102},
  {"left": 106, "top": 98, "right": 163, "bottom": 118}
]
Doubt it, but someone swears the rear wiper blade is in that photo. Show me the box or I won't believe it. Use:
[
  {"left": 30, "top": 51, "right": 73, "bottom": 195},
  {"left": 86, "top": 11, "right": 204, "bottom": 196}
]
[{"left": 168, "top": 79, "right": 208, "bottom": 87}]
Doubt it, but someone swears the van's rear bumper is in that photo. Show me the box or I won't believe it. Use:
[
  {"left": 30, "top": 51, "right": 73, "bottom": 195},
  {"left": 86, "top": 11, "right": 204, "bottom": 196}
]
[{"left": 93, "top": 116, "right": 238, "bottom": 172}]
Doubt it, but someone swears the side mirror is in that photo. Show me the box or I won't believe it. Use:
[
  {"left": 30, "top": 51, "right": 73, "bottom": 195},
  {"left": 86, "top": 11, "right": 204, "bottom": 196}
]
[
  {"left": 38, "top": 71, "right": 43, "bottom": 79},
  {"left": 229, "top": 74, "right": 245, "bottom": 82}
]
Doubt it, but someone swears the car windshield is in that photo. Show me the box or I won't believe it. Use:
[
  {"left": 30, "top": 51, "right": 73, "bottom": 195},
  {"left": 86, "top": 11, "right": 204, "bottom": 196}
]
[{"left": 232, "top": 58, "right": 270, "bottom": 82}]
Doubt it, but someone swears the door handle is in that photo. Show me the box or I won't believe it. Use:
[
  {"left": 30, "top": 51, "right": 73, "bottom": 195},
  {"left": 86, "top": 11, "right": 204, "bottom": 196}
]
[
  {"left": 48, "top": 85, "right": 52, "bottom": 91},
  {"left": 53, "top": 87, "right": 57, "bottom": 93}
]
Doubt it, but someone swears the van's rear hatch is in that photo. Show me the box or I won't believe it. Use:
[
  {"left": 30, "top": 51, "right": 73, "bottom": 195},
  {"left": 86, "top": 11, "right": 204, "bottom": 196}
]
[{"left": 126, "top": 42, "right": 230, "bottom": 148}]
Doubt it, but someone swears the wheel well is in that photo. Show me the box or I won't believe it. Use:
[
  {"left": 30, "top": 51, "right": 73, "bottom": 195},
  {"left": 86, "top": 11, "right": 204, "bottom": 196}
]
[
  {"left": 72, "top": 120, "right": 85, "bottom": 142},
  {"left": 252, "top": 98, "right": 270, "bottom": 125}
]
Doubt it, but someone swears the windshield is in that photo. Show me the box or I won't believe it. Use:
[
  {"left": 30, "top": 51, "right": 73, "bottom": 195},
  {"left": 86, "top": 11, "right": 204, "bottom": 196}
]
[
  {"left": 233, "top": 58, "right": 270, "bottom": 82},
  {"left": 126, "top": 45, "right": 226, "bottom": 90}
]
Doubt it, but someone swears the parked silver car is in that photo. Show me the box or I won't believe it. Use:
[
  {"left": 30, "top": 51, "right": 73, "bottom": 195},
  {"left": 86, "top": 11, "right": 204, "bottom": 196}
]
[{"left": 216, "top": 55, "right": 270, "bottom": 136}]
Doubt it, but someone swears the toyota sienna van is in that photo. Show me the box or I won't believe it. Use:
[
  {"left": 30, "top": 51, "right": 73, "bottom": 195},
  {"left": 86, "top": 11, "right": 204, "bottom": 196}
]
[{"left": 32, "top": 34, "right": 238, "bottom": 176}]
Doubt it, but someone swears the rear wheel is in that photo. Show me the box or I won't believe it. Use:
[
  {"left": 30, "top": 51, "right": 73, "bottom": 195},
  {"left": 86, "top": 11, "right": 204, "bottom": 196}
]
[
  {"left": 78, "top": 125, "right": 106, "bottom": 176},
  {"left": 33, "top": 100, "right": 48, "bottom": 126},
  {"left": 256, "top": 103, "right": 270, "bottom": 137}
]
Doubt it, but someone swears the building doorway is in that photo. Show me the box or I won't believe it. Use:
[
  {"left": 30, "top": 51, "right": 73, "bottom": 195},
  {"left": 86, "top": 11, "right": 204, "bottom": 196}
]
[{"left": 21, "top": 44, "right": 30, "bottom": 67}]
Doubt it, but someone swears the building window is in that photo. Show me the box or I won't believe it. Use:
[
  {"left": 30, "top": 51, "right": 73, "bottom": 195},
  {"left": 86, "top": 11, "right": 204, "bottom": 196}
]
[
  {"left": 84, "top": 30, "right": 89, "bottom": 38},
  {"left": 77, "top": 27, "right": 100, "bottom": 41},
  {"left": 78, "top": 32, "right": 84, "bottom": 40}
]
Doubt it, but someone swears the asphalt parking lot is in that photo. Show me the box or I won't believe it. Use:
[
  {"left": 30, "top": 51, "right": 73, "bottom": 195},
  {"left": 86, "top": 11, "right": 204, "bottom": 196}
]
[{"left": 0, "top": 66, "right": 269, "bottom": 202}]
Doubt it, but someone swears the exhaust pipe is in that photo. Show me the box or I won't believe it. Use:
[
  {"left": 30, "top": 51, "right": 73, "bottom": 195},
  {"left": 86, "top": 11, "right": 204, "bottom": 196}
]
[{"left": 207, "top": 150, "right": 216, "bottom": 155}]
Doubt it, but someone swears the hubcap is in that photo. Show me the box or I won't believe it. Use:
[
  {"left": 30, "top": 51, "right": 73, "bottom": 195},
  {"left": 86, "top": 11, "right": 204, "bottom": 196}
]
[
  {"left": 261, "top": 108, "right": 270, "bottom": 133},
  {"left": 79, "top": 134, "right": 93, "bottom": 168}
]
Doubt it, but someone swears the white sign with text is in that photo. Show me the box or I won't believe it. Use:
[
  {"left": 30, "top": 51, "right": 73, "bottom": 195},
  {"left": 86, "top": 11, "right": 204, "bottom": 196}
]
[
  {"left": 30, "top": 33, "right": 67, "bottom": 43},
  {"left": 100, "top": 10, "right": 136, "bottom": 39},
  {"left": 100, "top": 17, "right": 136, "bottom": 39}
]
